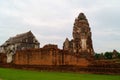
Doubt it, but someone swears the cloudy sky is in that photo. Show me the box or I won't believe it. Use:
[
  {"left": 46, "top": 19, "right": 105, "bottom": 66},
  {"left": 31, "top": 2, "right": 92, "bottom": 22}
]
[{"left": 0, "top": 0, "right": 120, "bottom": 53}]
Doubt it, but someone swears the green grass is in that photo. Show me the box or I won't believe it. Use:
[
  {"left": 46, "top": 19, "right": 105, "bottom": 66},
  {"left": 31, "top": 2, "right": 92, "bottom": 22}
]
[{"left": 0, "top": 68, "right": 120, "bottom": 80}]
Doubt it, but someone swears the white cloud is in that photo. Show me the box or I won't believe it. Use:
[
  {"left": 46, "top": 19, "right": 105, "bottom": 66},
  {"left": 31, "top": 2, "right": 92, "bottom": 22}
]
[{"left": 0, "top": 0, "right": 120, "bottom": 52}]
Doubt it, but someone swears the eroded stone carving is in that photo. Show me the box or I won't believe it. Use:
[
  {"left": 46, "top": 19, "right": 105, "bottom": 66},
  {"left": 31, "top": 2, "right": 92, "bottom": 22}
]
[{"left": 63, "top": 13, "right": 94, "bottom": 57}]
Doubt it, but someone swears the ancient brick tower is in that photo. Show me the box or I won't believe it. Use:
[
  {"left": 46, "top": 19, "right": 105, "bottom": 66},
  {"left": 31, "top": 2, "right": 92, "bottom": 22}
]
[{"left": 63, "top": 13, "right": 94, "bottom": 57}]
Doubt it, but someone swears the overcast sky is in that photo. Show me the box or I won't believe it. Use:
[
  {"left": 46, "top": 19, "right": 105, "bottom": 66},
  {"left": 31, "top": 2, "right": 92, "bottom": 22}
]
[{"left": 0, "top": 0, "right": 120, "bottom": 53}]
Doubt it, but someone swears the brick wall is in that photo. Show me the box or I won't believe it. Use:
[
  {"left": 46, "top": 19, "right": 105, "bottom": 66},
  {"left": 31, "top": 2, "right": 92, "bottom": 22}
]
[
  {"left": 0, "top": 53, "right": 6, "bottom": 63},
  {"left": 13, "top": 48, "right": 90, "bottom": 67}
]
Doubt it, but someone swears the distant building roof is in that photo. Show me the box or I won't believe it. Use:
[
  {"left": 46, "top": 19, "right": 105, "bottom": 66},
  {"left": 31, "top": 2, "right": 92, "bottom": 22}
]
[{"left": 1, "top": 31, "right": 39, "bottom": 47}]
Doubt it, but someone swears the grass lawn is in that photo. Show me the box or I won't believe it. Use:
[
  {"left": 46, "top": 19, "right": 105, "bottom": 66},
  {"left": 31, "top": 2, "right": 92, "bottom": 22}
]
[{"left": 0, "top": 68, "right": 120, "bottom": 80}]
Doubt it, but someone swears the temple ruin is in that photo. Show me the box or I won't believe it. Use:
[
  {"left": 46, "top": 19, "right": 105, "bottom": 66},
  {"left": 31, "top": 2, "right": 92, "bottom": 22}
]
[
  {"left": 0, "top": 31, "right": 40, "bottom": 63},
  {"left": 63, "top": 13, "right": 94, "bottom": 58},
  {"left": 0, "top": 12, "right": 120, "bottom": 74}
]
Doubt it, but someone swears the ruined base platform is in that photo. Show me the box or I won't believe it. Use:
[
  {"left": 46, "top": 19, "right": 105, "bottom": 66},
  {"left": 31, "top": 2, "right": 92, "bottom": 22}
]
[{"left": 0, "top": 63, "right": 120, "bottom": 75}]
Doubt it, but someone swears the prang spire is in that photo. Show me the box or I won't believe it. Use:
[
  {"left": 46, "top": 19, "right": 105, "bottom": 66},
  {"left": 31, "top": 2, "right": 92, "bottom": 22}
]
[{"left": 63, "top": 12, "right": 94, "bottom": 58}]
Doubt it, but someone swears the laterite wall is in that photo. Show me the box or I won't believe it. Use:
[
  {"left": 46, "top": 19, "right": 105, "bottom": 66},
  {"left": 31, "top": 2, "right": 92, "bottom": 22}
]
[{"left": 13, "top": 48, "right": 90, "bottom": 67}]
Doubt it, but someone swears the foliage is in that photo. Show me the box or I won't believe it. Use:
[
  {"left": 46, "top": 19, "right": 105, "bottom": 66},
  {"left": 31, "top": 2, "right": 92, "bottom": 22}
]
[
  {"left": 0, "top": 68, "right": 120, "bottom": 80},
  {"left": 104, "top": 52, "right": 113, "bottom": 59},
  {"left": 95, "top": 50, "right": 120, "bottom": 60},
  {"left": 118, "top": 53, "right": 120, "bottom": 59},
  {"left": 94, "top": 53, "right": 100, "bottom": 59}
]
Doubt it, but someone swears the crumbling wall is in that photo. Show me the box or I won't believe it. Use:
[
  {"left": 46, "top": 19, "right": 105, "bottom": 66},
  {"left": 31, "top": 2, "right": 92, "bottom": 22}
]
[
  {"left": 0, "top": 53, "right": 7, "bottom": 63},
  {"left": 13, "top": 48, "right": 90, "bottom": 67},
  {"left": 63, "top": 53, "right": 90, "bottom": 66}
]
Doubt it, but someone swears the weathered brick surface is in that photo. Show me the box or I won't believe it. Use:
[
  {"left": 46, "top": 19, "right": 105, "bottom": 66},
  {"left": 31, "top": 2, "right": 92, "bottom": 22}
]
[
  {"left": 13, "top": 48, "right": 90, "bottom": 67},
  {"left": 0, "top": 53, "right": 6, "bottom": 63},
  {"left": 63, "top": 13, "right": 94, "bottom": 55},
  {"left": 1, "top": 48, "right": 120, "bottom": 74}
]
